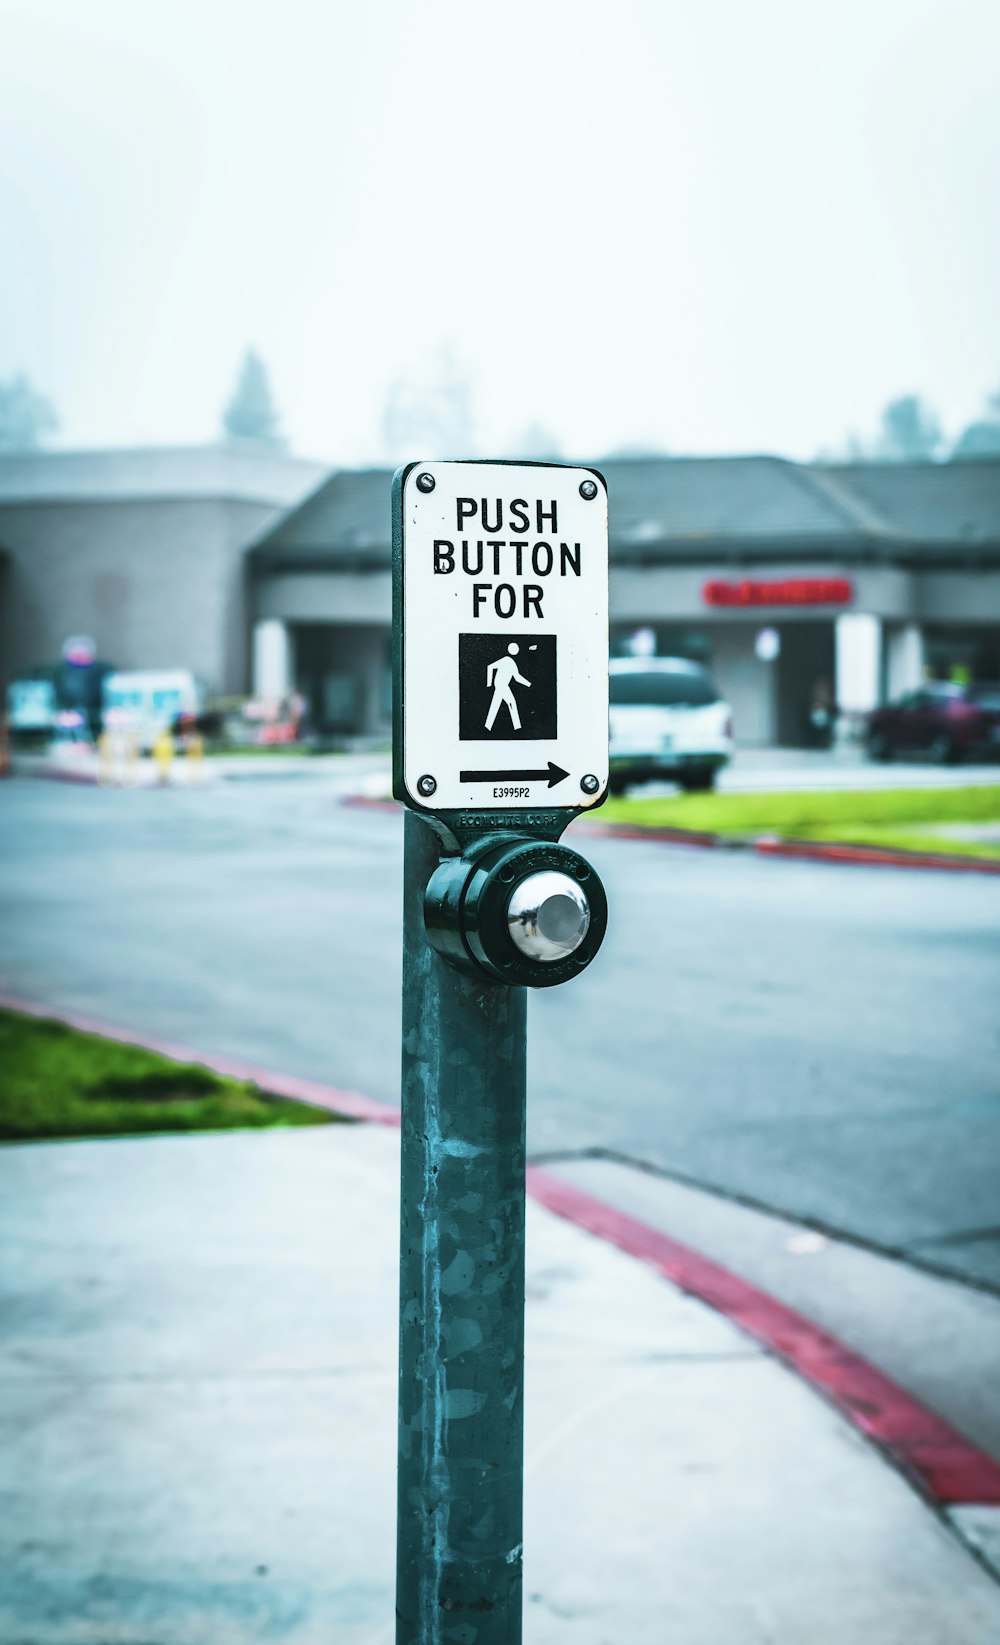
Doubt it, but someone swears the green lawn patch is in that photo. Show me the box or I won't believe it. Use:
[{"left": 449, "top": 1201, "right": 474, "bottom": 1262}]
[
  {"left": 597, "top": 785, "right": 1000, "bottom": 862},
  {"left": 207, "top": 744, "right": 317, "bottom": 756},
  {"left": 0, "top": 1010, "right": 338, "bottom": 1143}
]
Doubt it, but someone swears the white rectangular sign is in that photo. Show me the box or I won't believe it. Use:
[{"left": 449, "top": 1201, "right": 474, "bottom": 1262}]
[{"left": 394, "top": 460, "right": 608, "bottom": 814}]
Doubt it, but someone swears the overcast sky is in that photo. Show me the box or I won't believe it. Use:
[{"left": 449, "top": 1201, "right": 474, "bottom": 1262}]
[{"left": 2, "top": 0, "right": 998, "bottom": 464}]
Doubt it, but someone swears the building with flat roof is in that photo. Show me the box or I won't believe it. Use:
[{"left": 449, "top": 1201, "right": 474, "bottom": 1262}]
[
  {"left": 0, "top": 445, "right": 326, "bottom": 696},
  {"left": 248, "top": 456, "right": 1000, "bottom": 746},
  {"left": 3, "top": 448, "right": 999, "bottom": 747}
]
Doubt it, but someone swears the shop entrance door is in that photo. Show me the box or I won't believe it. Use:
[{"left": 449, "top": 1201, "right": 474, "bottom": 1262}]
[{"left": 775, "top": 621, "right": 836, "bottom": 747}]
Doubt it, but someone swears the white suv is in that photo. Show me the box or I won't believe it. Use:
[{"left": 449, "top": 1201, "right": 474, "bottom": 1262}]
[{"left": 608, "top": 658, "right": 733, "bottom": 794}]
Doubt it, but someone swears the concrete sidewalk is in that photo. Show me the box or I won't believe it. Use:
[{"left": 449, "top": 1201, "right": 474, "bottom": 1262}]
[
  {"left": 7, "top": 746, "right": 391, "bottom": 791},
  {"left": 2, "top": 1124, "right": 1000, "bottom": 1644}
]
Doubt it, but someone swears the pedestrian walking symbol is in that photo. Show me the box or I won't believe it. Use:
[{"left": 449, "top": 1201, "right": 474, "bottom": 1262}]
[
  {"left": 485, "top": 644, "right": 531, "bottom": 731},
  {"left": 459, "top": 633, "right": 557, "bottom": 741}
]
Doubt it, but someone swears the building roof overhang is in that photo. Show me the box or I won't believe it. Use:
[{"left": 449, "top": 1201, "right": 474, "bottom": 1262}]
[{"left": 248, "top": 455, "right": 1000, "bottom": 575}]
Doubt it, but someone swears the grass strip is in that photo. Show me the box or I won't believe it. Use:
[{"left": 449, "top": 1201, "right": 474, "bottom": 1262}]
[
  {"left": 0, "top": 1009, "right": 337, "bottom": 1143},
  {"left": 597, "top": 785, "right": 1000, "bottom": 861},
  {"left": 208, "top": 744, "right": 320, "bottom": 756}
]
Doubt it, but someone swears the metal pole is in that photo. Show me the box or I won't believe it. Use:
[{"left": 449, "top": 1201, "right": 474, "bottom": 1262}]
[{"left": 396, "top": 809, "right": 527, "bottom": 1645}]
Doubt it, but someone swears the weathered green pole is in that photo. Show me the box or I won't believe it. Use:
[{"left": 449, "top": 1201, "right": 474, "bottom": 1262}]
[
  {"left": 396, "top": 809, "right": 527, "bottom": 1645},
  {"left": 392, "top": 458, "right": 609, "bottom": 1640}
]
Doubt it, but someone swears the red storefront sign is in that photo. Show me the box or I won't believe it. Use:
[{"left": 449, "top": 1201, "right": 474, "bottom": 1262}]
[{"left": 702, "top": 577, "right": 853, "bottom": 608}]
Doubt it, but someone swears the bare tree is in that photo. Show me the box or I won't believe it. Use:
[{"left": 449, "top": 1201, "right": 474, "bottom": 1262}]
[
  {"left": 510, "top": 422, "right": 564, "bottom": 460},
  {"left": 952, "top": 385, "right": 1000, "bottom": 459},
  {"left": 382, "top": 346, "right": 477, "bottom": 462},
  {"left": 876, "top": 394, "right": 942, "bottom": 461},
  {"left": 0, "top": 373, "right": 58, "bottom": 452}
]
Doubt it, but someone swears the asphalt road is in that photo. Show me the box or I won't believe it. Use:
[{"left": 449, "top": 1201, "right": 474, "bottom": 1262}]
[{"left": 1, "top": 772, "right": 999, "bottom": 1290}]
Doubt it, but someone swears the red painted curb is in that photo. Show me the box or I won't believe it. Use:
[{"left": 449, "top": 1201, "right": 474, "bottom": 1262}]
[
  {"left": 4, "top": 991, "right": 999, "bottom": 1507},
  {"left": 341, "top": 793, "right": 400, "bottom": 813},
  {"left": 579, "top": 818, "right": 724, "bottom": 850},
  {"left": 0, "top": 994, "right": 400, "bottom": 1128},
  {"left": 526, "top": 1166, "right": 1000, "bottom": 1507},
  {"left": 752, "top": 835, "right": 1000, "bottom": 875},
  {"left": 582, "top": 819, "right": 1000, "bottom": 874}
]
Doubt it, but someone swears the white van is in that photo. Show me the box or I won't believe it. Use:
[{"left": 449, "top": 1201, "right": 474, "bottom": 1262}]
[
  {"left": 7, "top": 677, "right": 58, "bottom": 738},
  {"left": 609, "top": 658, "right": 733, "bottom": 794},
  {"left": 102, "top": 670, "right": 202, "bottom": 751}
]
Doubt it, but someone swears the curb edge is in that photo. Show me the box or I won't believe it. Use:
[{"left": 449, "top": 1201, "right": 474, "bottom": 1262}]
[{"left": 2, "top": 991, "right": 998, "bottom": 1511}]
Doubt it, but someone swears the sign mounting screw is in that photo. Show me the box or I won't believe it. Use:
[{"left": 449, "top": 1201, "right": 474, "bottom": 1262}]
[
  {"left": 579, "top": 479, "right": 598, "bottom": 500},
  {"left": 580, "top": 774, "right": 600, "bottom": 795},
  {"left": 416, "top": 472, "right": 436, "bottom": 493},
  {"left": 417, "top": 774, "right": 437, "bottom": 797}
]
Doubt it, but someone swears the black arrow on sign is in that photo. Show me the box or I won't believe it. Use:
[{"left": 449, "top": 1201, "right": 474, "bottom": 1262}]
[{"left": 460, "top": 762, "right": 570, "bottom": 789}]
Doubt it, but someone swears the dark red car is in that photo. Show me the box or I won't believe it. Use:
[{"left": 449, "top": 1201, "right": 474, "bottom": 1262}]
[{"left": 866, "top": 682, "right": 1000, "bottom": 763}]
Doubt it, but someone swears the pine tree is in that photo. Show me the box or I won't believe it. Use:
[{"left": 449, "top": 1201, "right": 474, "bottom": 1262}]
[{"left": 221, "top": 350, "right": 285, "bottom": 446}]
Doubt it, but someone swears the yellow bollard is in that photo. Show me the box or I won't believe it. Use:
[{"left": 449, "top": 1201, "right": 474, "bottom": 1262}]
[
  {"left": 187, "top": 730, "right": 204, "bottom": 786},
  {"left": 152, "top": 728, "right": 175, "bottom": 787},
  {"left": 97, "top": 731, "right": 114, "bottom": 786},
  {"left": 122, "top": 732, "right": 140, "bottom": 787}
]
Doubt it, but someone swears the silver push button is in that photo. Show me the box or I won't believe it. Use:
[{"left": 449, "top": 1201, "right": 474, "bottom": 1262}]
[{"left": 506, "top": 871, "right": 591, "bottom": 963}]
